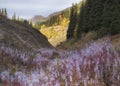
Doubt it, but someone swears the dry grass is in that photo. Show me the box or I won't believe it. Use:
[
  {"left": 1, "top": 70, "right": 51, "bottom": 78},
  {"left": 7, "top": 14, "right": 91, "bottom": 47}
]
[{"left": 110, "top": 34, "right": 120, "bottom": 52}]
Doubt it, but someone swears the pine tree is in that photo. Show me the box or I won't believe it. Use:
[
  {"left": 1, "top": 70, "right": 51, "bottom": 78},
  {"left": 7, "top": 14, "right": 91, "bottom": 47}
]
[
  {"left": 1, "top": 8, "right": 3, "bottom": 16},
  {"left": 12, "top": 13, "right": 16, "bottom": 20},
  {"left": 77, "top": 0, "right": 120, "bottom": 38},
  {"left": 77, "top": 0, "right": 93, "bottom": 38},
  {"left": 101, "top": 0, "right": 120, "bottom": 35},
  {"left": 4, "top": 8, "right": 7, "bottom": 17},
  {"left": 0, "top": 9, "right": 1, "bottom": 14},
  {"left": 77, "top": 1, "right": 85, "bottom": 38},
  {"left": 17, "top": 16, "right": 20, "bottom": 21},
  {"left": 111, "top": 1, "right": 120, "bottom": 34},
  {"left": 67, "top": 4, "right": 78, "bottom": 39},
  {"left": 1, "top": 8, "right": 7, "bottom": 17}
]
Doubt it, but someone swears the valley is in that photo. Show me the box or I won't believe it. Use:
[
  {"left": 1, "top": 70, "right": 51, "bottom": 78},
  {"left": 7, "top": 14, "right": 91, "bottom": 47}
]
[{"left": 0, "top": 0, "right": 120, "bottom": 86}]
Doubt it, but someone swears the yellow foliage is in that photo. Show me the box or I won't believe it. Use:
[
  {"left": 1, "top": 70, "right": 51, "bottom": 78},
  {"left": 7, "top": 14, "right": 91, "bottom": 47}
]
[
  {"left": 40, "top": 26, "right": 68, "bottom": 46},
  {"left": 41, "top": 24, "right": 46, "bottom": 29},
  {"left": 60, "top": 18, "right": 69, "bottom": 28}
]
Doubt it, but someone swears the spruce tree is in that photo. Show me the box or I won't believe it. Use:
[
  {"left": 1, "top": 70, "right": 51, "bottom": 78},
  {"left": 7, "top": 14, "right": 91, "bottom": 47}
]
[
  {"left": 1, "top": 8, "right": 7, "bottom": 17},
  {"left": 101, "top": 0, "right": 120, "bottom": 35},
  {"left": 4, "top": 8, "right": 7, "bottom": 17},
  {"left": 77, "top": 1, "right": 85, "bottom": 38},
  {"left": 0, "top": 9, "right": 1, "bottom": 14},
  {"left": 12, "top": 13, "right": 16, "bottom": 20},
  {"left": 77, "top": 0, "right": 120, "bottom": 38},
  {"left": 67, "top": 4, "right": 77, "bottom": 39},
  {"left": 1, "top": 8, "right": 4, "bottom": 15},
  {"left": 17, "top": 16, "right": 20, "bottom": 21}
]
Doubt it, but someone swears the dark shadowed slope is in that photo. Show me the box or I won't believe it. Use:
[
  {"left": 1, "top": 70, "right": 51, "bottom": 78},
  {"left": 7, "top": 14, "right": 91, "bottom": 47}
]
[{"left": 0, "top": 15, "right": 53, "bottom": 50}]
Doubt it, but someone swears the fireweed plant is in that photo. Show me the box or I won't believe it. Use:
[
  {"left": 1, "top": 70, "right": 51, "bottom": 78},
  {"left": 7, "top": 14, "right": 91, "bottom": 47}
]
[{"left": 0, "top": 38, "right": 120, "bottom": 86}]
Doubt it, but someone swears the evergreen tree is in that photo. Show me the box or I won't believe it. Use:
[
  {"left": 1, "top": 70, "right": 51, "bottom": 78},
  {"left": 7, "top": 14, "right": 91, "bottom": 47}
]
[
  {"left": 23, "top": 20, "right": 29, "bottom": 25},
  {"left": 77, "top": 0, "right": 120, "bottom": 38},
  {"left": 101, "top": 0, "right": 120, "bottom": 35},
  {"left": 67, "top": 4, "right": 77, "bottom": 39},
  {"left": 1, "top": 8, "right": 7, "bottom": 17},
  {"left": 4, "top": 8, "right": 7, "bottom": 17},
  {"left": 29, "top": 21, "right": 33, "bottom": 26},
  {"left": 81, "top": 0, "right": 93, "bottom": 32},
  {"left": 12, "top": 13, "right": 16, "bottom": 20},
  {"left": 0, "top": 9, "right": 1, "bottom": 14},
  {"left": 1, "top": 8, "right": 4, "bottom": 15},
  {"left": 17, "top": 16, "right": 20, "bottom": 21},
  {"left": 77, "top": 0, "right": 93, "bottom": 38},
  {"left": 77, "top": 1, "right": 85, "bottom": 38}
]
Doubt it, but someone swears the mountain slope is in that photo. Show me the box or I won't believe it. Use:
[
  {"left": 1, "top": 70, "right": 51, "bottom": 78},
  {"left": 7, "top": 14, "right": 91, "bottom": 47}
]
[
  {"left": 0, "top": 15, "right": 53, "bottom": 50},
  {"left": 33, "top": 3, "right": 81, "bottom": 27},
  {"left": 0, "top": 15, "right": 54, "bottom": 73}
]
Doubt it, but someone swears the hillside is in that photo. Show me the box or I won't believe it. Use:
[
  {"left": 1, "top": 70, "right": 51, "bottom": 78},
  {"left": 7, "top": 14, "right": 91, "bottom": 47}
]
[
  {"left": 0, "top": 35, "right": 120, "bottom": 86},
  {"left": 0, "top": 15, "right": 53, "bottom": 73},
  {"left": 0, "top": 15, "right": 52, "bottom": 50},
  {"left": 111, "top": 34, "right": 120, "bottom": 52},
  {"left": 58, "top": 32, "right": 120, "bottom": 51}
]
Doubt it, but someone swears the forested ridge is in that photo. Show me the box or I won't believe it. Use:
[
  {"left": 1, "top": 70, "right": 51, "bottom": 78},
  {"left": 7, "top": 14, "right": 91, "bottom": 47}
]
[{"left": 67, "top": 0, "right": 120, "bottom": 40}]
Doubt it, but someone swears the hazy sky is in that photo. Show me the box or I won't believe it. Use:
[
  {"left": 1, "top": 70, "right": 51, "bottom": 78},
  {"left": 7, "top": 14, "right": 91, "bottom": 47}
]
[{"left": 0, "top": 0, "right": 81, "bottom": 19}]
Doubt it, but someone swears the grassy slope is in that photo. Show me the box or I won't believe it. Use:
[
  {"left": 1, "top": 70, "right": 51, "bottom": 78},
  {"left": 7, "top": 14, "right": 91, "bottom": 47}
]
[
  {"left": 110, "top": 34, "right": 120, "bottom": 52},
  {"left": 0, "top": 15, "right": 53, "bottom": 73},
  {"left": 58, "top": 31, "right": 120, "bottom": 51},
  {"left": 0, "top": 15, "right": 53, "bottom": 50}
]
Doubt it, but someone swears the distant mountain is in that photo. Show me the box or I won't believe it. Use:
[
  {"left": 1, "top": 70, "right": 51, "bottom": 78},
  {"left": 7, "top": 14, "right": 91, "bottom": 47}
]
[
  {"left": 30, "top": 15, "right": 47, "bottom": 23},
  {"left": 30, "top": 1, "right": 82, "bottom": 27},
  {"left": 30, "top": 6, "right": 71, "bottom": 26},
  {"left": 39, "top": 2, "right": 82, "bottom": 27}
]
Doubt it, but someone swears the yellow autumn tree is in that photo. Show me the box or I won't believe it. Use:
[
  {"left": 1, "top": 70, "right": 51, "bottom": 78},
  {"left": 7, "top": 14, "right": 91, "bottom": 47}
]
[{"left": 61, "top": 18, "right": 69, "bottom": 28}]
